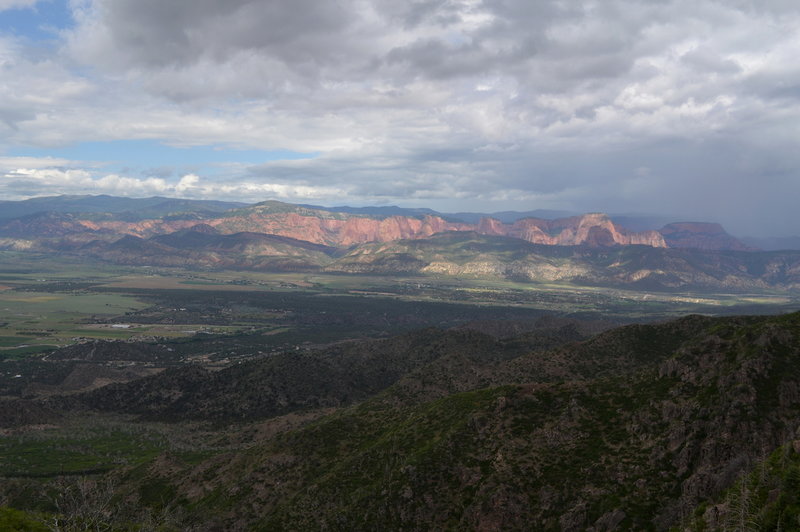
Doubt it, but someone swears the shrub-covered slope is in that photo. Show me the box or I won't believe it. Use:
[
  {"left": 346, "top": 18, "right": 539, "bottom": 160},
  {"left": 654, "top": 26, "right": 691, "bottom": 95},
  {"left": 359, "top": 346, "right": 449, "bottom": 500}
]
[
  {"left": 113, "top": 312, "right": 800, "bottom": 531},
  {"left": 75, "top": 322, "right": 596, "bottom": 422}
]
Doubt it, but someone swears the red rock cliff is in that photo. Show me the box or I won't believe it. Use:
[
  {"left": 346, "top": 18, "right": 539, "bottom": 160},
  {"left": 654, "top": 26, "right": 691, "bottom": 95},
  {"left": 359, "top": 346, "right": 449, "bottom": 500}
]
[
  {"left": 477, "top": 213, "right": 666, "bottom": 247},
  {"left": 80, "top": 209, "right": 667, "bottom": 248}
]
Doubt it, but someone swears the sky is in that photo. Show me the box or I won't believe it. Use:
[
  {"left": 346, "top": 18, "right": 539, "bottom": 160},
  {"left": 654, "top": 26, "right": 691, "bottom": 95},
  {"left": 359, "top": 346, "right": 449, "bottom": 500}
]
[{"left": 0, "top": 0, "right": 798, "bottom": 236}]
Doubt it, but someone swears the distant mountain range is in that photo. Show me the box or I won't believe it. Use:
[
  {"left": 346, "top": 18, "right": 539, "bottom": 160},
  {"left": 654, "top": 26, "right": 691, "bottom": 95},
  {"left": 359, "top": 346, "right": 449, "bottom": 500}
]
[
  {"left": 0, "top": 194, "right": 245, "bottom": 222},
  {"left": 0, "top": 195, "right": 798, "bottom": 291},
  {"left": 0, "top": 195, "right": 750, "bottom": 249},
  {"left": 0, "top": 195, "right": 602, "bottom": 226}
]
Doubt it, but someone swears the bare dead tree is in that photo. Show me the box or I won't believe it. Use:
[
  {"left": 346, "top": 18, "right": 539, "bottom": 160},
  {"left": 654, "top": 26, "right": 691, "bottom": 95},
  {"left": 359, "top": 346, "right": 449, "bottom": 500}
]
[{"left": 47, "top": 476, "right": 119, "bottom": 532}]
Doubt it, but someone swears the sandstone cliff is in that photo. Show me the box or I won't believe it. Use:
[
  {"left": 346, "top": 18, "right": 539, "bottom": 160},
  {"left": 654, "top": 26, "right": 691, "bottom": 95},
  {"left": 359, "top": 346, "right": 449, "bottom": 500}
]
[
  {"left": 79, "top": 209, "right": 667, "bottom": 248},
  {"left": 490, "top": 212, "right": 667, "bottom": 247}
]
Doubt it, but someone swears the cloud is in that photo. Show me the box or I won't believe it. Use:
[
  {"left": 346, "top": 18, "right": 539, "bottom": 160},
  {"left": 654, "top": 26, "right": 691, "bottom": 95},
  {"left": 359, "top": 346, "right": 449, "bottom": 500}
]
[
  {"left": 47, "top": 1, "right": 800, "bottom": 155},
  {"left": 1, "top": 165, "right": 350, "bottom": 202},
  {"left": 0, "top": 0, "right": 795, "bottom": 236}
]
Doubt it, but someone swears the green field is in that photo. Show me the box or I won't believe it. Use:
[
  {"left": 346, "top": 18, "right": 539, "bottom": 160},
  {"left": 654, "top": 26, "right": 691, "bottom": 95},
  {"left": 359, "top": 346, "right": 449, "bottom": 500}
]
[
  {"left": 0, "top": 414, "right": 225, "bottom": 479},
  {"left": 0, "top": 291, "right": 149, "bottom": 349}
]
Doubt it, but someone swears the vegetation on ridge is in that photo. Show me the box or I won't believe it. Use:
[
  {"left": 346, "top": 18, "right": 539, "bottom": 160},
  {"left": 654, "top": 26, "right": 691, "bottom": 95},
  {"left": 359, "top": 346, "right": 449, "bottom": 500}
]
[{"left": 2, "top": 312, "right": 797, "bottom": 530}]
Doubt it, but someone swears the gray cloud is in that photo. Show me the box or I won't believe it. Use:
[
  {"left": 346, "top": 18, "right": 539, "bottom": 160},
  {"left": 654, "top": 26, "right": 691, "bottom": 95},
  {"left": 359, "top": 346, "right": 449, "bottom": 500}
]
[
  {"left": 0, "top": 0, "right": 796, "bottom": 236},
  {"left": 72, "top": 0, "right": 351, "bottom": 66}
]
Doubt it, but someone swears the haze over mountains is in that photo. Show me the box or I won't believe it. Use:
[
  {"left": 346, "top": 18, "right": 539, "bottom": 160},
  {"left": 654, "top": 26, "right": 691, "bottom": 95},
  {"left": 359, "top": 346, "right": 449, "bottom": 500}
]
[{"left": 1, "top": 195, "right": 799, "bottom": 292}]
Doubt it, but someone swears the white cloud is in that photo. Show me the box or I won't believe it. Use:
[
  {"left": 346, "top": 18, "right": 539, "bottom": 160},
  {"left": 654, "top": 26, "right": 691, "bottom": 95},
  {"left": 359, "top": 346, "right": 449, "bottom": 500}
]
[
  {"left": 175, "top": 173, "right": 199, "bottom": 193},
  {"left": 1, "top": 165, "right": 352, "bottom": 202}
]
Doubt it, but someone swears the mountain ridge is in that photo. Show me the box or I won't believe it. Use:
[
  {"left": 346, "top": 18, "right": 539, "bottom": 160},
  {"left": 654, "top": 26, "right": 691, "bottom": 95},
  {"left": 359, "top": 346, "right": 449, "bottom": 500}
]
[
  {"left": 0, "top": 195, "right": 754, "bottom": 251},
  {"left": 0, "top": 194, "right": 245, "bottom": 221},
  {"left": 0, "top": 196, "right": 790, "bottom": 293},
  {"left": 1, "top": 218, "right": 797, "bottom": 292},
  {"left": 0, "top": 198, "right": 747, "bottom": 251}
]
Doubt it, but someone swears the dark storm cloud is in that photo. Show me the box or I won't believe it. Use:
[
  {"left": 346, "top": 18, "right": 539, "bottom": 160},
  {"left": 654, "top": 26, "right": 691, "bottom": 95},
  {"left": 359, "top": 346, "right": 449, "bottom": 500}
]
[
  {"left": 70, "top": 0, "right": 640, "bottom": 91},
  {"left": 75, "top": 0, "right": 352, "bottom": 67}
]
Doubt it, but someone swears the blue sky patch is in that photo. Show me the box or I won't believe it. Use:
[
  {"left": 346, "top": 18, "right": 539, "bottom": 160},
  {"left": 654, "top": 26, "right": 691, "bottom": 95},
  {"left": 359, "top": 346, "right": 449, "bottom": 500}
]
[{"left": 0, "top": 0, "right": 73, "bottom": 41}]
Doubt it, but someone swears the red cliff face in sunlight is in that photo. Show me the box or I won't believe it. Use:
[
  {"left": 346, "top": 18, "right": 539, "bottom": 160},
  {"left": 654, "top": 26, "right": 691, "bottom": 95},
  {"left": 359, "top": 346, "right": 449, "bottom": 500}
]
[
  {"left": 77, "top": 209, "right": 668, "bottom": 248},
  {"left": 478, "top": 213, "right": 667, "bottom": 247}
]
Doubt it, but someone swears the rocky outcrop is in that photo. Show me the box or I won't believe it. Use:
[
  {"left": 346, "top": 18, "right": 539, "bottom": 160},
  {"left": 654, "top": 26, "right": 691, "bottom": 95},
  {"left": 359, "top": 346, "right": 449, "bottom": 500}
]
[{"left": 477, "top": 213, "right": 667, "bottom": 247}]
